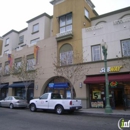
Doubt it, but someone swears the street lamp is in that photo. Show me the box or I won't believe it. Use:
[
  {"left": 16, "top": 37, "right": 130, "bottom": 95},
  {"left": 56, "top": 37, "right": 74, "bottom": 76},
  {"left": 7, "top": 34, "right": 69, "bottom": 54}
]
[{"left": 101, "top": 41, "right": 112, "bottom": 113}]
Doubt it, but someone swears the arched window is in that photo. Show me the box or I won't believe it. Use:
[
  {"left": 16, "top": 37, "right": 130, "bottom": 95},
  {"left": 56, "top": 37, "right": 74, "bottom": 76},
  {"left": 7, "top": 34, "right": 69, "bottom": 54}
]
[{"left": 60, "top": 44, "right": 73, "bottom": 66}]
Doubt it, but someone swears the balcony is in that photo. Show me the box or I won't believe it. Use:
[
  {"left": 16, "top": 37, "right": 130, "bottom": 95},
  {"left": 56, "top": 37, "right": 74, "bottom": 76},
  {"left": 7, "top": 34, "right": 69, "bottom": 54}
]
[{"left": 56, "top": 31, "right": 73, "bottom": 42}]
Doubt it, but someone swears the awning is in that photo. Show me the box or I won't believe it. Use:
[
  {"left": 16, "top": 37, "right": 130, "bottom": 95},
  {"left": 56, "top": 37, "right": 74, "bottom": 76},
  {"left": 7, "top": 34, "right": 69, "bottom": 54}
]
[
  {"left": 9, "top": 82, "right": 33, "bottom": 88},
  {"left": 0, "top": 84, "right": 8, "bottom": 89},
  {"left": 84, "top": 73, "right": 130, "bottom": 84},
  {"left": 49, "top": 83, "right": 68, "bottom": 88}
]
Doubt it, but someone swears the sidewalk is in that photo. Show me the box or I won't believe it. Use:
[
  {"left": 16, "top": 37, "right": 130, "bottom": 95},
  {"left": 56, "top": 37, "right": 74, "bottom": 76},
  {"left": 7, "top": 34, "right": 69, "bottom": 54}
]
[{"left": 75, "top": 108, "right": 130, "bottom": 118}]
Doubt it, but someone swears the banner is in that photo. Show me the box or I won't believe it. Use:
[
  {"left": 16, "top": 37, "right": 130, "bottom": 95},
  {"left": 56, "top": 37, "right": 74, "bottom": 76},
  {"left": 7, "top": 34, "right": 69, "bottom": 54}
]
[
  {"left": 8, "top": 54, "right": 13, "bottom": 68},
  {"left": 34, "top": 45, "right": 39, "bottom": 64}
]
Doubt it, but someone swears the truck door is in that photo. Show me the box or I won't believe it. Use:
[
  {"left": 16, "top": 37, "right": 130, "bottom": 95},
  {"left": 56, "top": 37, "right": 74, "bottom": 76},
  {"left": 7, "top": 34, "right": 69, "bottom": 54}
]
[{"left": 37, "top": 93, "right": 49, "bottom": 109}]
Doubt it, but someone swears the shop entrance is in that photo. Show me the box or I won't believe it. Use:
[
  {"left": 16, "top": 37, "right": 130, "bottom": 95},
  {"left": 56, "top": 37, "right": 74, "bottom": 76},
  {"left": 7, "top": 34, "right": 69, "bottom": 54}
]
[{"left": 110, "top": 87, "right": 124, "bottom": 109}]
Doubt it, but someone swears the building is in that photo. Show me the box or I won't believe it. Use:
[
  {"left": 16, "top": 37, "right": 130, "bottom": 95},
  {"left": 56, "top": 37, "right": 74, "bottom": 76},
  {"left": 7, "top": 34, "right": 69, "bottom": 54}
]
[
  {"left": 0, "top": 37, "right": 3, "bottom": 56},
  {"left": 0, "top": 0, "right": 130, "bottom": 109},
  {"left": 82, "top": 7, "right": 130, "bottom": 109}
]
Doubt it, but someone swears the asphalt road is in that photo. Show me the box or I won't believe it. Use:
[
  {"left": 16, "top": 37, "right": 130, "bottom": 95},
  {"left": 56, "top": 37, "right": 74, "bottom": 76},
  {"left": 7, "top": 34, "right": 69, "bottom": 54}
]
[{"left": 0, "top": 107, "right": 121, "bottom": 130}]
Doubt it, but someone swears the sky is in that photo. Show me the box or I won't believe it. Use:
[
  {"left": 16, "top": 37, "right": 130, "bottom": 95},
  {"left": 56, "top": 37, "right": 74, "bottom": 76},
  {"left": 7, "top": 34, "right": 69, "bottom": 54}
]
[{"left": 0, "top": 0, "right": 130, "bottom": 37}]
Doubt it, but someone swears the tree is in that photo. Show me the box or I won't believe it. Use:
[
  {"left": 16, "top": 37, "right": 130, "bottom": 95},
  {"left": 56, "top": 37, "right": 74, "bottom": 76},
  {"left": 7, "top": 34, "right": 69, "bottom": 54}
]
[
  {"left": 10, "top": 56, "right": 43, "bottom": 100},
  {"left": 52, "top": 51, "right": 90, "bottom": 99},
  {"left": 116, "top": 49, "right": 130, "bottom": 72}
]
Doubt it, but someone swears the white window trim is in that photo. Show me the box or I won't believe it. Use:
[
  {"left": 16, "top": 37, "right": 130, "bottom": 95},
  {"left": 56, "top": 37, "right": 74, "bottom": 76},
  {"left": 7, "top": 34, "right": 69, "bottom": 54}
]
[
  {"left": 33, "top": 23, "right": 39, "bottom": 33},
  {"left": 91, "top": 45, "right": 101, "bottom": 61},
  {"left": 121, "top": 39, "right": 130, "bottom": 57}
]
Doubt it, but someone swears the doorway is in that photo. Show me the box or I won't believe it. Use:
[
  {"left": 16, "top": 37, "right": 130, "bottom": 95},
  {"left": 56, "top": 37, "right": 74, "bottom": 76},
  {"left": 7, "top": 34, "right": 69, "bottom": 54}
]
[{"left": 110, "top": 87, "right": 124, "bottom": 109}]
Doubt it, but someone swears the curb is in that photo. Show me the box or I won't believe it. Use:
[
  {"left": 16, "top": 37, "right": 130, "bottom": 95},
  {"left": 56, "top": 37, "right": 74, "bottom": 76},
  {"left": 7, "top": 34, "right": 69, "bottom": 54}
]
[{"left": 75, "top": 111, "right": 130, "bottom": 118}]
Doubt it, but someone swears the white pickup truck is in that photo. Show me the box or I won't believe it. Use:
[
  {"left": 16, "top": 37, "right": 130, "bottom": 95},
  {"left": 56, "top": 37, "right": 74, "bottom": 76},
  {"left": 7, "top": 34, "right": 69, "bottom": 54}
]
[{"left": 29, "top": 92, "right": 82, "bottom": 114}]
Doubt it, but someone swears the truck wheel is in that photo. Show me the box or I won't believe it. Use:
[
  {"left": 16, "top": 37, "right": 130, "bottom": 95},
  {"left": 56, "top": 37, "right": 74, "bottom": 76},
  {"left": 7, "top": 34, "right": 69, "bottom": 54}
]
[
  {"left": 9, "top": 103, "right": 14, "bottom": 109},
  {"left": 55, "top": 105, "right": 64, "bottom": 115},
  {"left": 30, "top": 103, "right": 37, "bottom": 112}
]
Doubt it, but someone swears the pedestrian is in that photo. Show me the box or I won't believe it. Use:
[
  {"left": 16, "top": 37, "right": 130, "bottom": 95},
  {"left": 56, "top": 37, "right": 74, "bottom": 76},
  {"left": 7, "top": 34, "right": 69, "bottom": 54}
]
[{"left": 103, "top": 96, "right": 105, "bottom": 108}]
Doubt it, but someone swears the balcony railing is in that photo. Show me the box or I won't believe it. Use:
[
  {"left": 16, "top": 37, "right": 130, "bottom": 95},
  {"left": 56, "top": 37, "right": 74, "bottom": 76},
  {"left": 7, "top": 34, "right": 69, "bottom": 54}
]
[{"left": 56, "top": 30, "right": 73, "bottom": 41}]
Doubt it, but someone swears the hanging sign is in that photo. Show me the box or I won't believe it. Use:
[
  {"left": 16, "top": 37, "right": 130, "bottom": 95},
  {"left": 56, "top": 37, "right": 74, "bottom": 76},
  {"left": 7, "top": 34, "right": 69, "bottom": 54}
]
[{"left": 110, "top": 81, "right": 118, "bottom": 87}]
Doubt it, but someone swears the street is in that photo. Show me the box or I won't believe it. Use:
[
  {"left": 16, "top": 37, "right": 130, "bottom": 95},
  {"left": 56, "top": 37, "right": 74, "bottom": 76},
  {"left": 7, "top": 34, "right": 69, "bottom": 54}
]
[{"left": 0, "top": 107, "right": 120, "bottom": 130}]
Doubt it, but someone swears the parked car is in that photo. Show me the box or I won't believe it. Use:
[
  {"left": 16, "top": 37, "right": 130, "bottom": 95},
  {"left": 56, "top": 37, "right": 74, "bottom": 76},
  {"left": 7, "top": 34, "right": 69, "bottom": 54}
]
[
  {"left": 29, "top": 92, "right": 82, "bottom": 114},
  {"left": 0, "top": 96, "right": 27, "bottom": 109}
]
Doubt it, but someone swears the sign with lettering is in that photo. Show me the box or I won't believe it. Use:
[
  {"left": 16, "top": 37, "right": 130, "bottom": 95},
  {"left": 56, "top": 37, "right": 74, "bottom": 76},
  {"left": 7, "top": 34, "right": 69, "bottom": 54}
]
[
  {"left": 93, "top": 91, "right": 101, "bottom": 99},
  {"left": 100, "top": 66, "right": 122, "bottom": 73}
]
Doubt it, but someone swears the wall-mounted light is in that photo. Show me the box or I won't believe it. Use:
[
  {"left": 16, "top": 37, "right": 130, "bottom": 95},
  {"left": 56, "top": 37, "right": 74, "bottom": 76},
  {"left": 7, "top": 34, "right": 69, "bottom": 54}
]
[
  {"left": 35, "top": 85, "right": 38, "bottom": 90},
  {"left": 79, "top": 82, "right": 82, "bottom": 88}
]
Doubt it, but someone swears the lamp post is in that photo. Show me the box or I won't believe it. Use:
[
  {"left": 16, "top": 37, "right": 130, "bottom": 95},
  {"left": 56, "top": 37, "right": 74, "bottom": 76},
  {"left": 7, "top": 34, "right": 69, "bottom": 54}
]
[{"left": 102, "top": 42, "right": 112, "bottom": 113}]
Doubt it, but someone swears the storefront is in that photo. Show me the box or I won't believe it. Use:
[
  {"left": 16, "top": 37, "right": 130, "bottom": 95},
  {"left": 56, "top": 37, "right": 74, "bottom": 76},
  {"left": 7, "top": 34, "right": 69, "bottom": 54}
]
[
  {"left": 0, "top": 84, "right": 8, "bottom": 100},
  {"left": 9, "top": 82, "right": 34, "bottom": 102},
  {"left": 44, "top": 77, "right": 76, "bottom": 99},
  {"left": 84, "top": 73, "right": 130, "bottom": 110}
]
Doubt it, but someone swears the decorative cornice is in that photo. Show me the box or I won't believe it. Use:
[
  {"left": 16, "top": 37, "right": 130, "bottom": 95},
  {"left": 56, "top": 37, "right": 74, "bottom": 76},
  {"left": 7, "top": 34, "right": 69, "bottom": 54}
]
[
  {"left": 85, "top": 25, "right": 103, "bottom": 32},
  {"left": 113, "top": 17, "right": 130, "bottom": 25}
]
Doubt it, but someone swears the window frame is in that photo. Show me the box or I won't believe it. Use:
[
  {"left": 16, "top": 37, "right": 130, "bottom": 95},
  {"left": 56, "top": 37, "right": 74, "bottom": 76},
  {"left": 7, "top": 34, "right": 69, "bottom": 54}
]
[
  {"left": 5, "top": 38, "right": 9, "bottom": 47},
  {"left": 59, "top": 13, "right": 72, "bottom": 33},
  {"left": 84, "top": 8, "right": 89, "bottom": 19},
  {"left": 26, "top": 54, "right": 36, "bottom": 71},
  {"left": 60, "top": 50, "right": 73, "bottom": 66},
  {"left": 91, "top": 45, "right": 101, "bottom": 61},
  {"left": 121, "top": 39, "right": 130, "bottom": 57},
  {"left": 30, "top": 38, "right": 40, "bottom": 45},
  {"left": 19, "top": 35, "right": 24, "bottom": 44},
  {"left": 32, "top": 23, "right": 39, "bottom": 33},
  {"left": 4, "top": 61, "right": 10, "bottom": 75}
]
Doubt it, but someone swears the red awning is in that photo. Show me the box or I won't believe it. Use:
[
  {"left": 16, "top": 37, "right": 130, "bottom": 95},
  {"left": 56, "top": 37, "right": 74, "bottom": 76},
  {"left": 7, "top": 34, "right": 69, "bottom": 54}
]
[{"left": 84, "top": 73, "right": 130, "bottom": 84}]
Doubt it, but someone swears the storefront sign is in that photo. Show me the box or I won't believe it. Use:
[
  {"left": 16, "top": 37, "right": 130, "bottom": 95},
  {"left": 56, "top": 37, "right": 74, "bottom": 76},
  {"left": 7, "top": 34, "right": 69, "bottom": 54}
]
[
  {"left": 110, "top": 81, "right": 118, "bottom": 87},
  {"left": 93, "top": 91, "right": 101, "bottom": 99},
  {"left": 100, "top": 66, "right": 122, "bottom": 73}
]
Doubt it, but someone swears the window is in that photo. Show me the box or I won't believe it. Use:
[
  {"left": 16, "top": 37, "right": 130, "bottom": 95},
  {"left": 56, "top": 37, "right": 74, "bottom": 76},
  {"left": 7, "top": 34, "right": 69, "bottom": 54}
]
[
  {"left": 19, "top": 35, "right": 24, "bottom": 44},
  {"left": 30, "top": 38, "right": 39, "bottom": 45},
  {"left": 92, "top": 45, "right": 101, "bottom": 61},
  {"left": 33, "top": 23, "right": 39, "bottom": 33},
  {"left": 60, "top": 44, "right": 73, "bottom": 65},
  {"left": 26, "top": 54, "right": 36, "bottom": 71},
  {"left": 4, "top": 50, "right": 9, "bottom": 54},
  {"left": 40, "top": 93, "right": 48, "bottom": 99},
  {"left": 59, "top": 13, "right": 72, "bottom": 33},
  {"left": 85, "top": 8, "right": 89, "bottom": 19},
  {"left": 14, "top": 58, "right": 22, "bottom": 72},
  {"left": 4, "top": 62, "right": 9, "bottom": 75},
  {"left": 5, "top": 38, "right": 9, "bottom": 46},
  {"left": 121, "top": 39, "right": 130, "bottom": 56}
]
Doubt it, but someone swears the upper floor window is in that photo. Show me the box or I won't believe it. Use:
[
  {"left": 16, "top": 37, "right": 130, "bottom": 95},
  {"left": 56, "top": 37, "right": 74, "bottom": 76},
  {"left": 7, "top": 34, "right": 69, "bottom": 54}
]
[
  {"left": 121, "top": 39, "right": 130, "bottom": 57},
  {"left": 92, "top": 45, "right": 101, "bottom": 61},
  {"left": 4, "top": 50, "right": 9, "bottom": 54},
  {"left": 59, "top": 13, "right": 72, "bottom": 33},
  {"left": 26, "top": 54, "right": 36, "bottom": 71},
  {"left": 84, "top": 8, "right": 89, "bottom": 19},
  {"left": 4, "top": 61, "right": 9, "bottom": 75},
  {"left": 14, "top": 58, "right": 22, "bottom": 72},
  {"left": 60, "top": 44, "right": 73, "bottom": 66},
  {"left": 30, "top": 38, "right": 39, "bottom": 45},
  {"left": 19, "top": 35, "right": 24, "bottom": 44},
  {"left": 5, "top": 38, "right": 9, "bottom": 46},
  {"left": 33, "top": 23, "right": 39, "bottom": 33}
]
